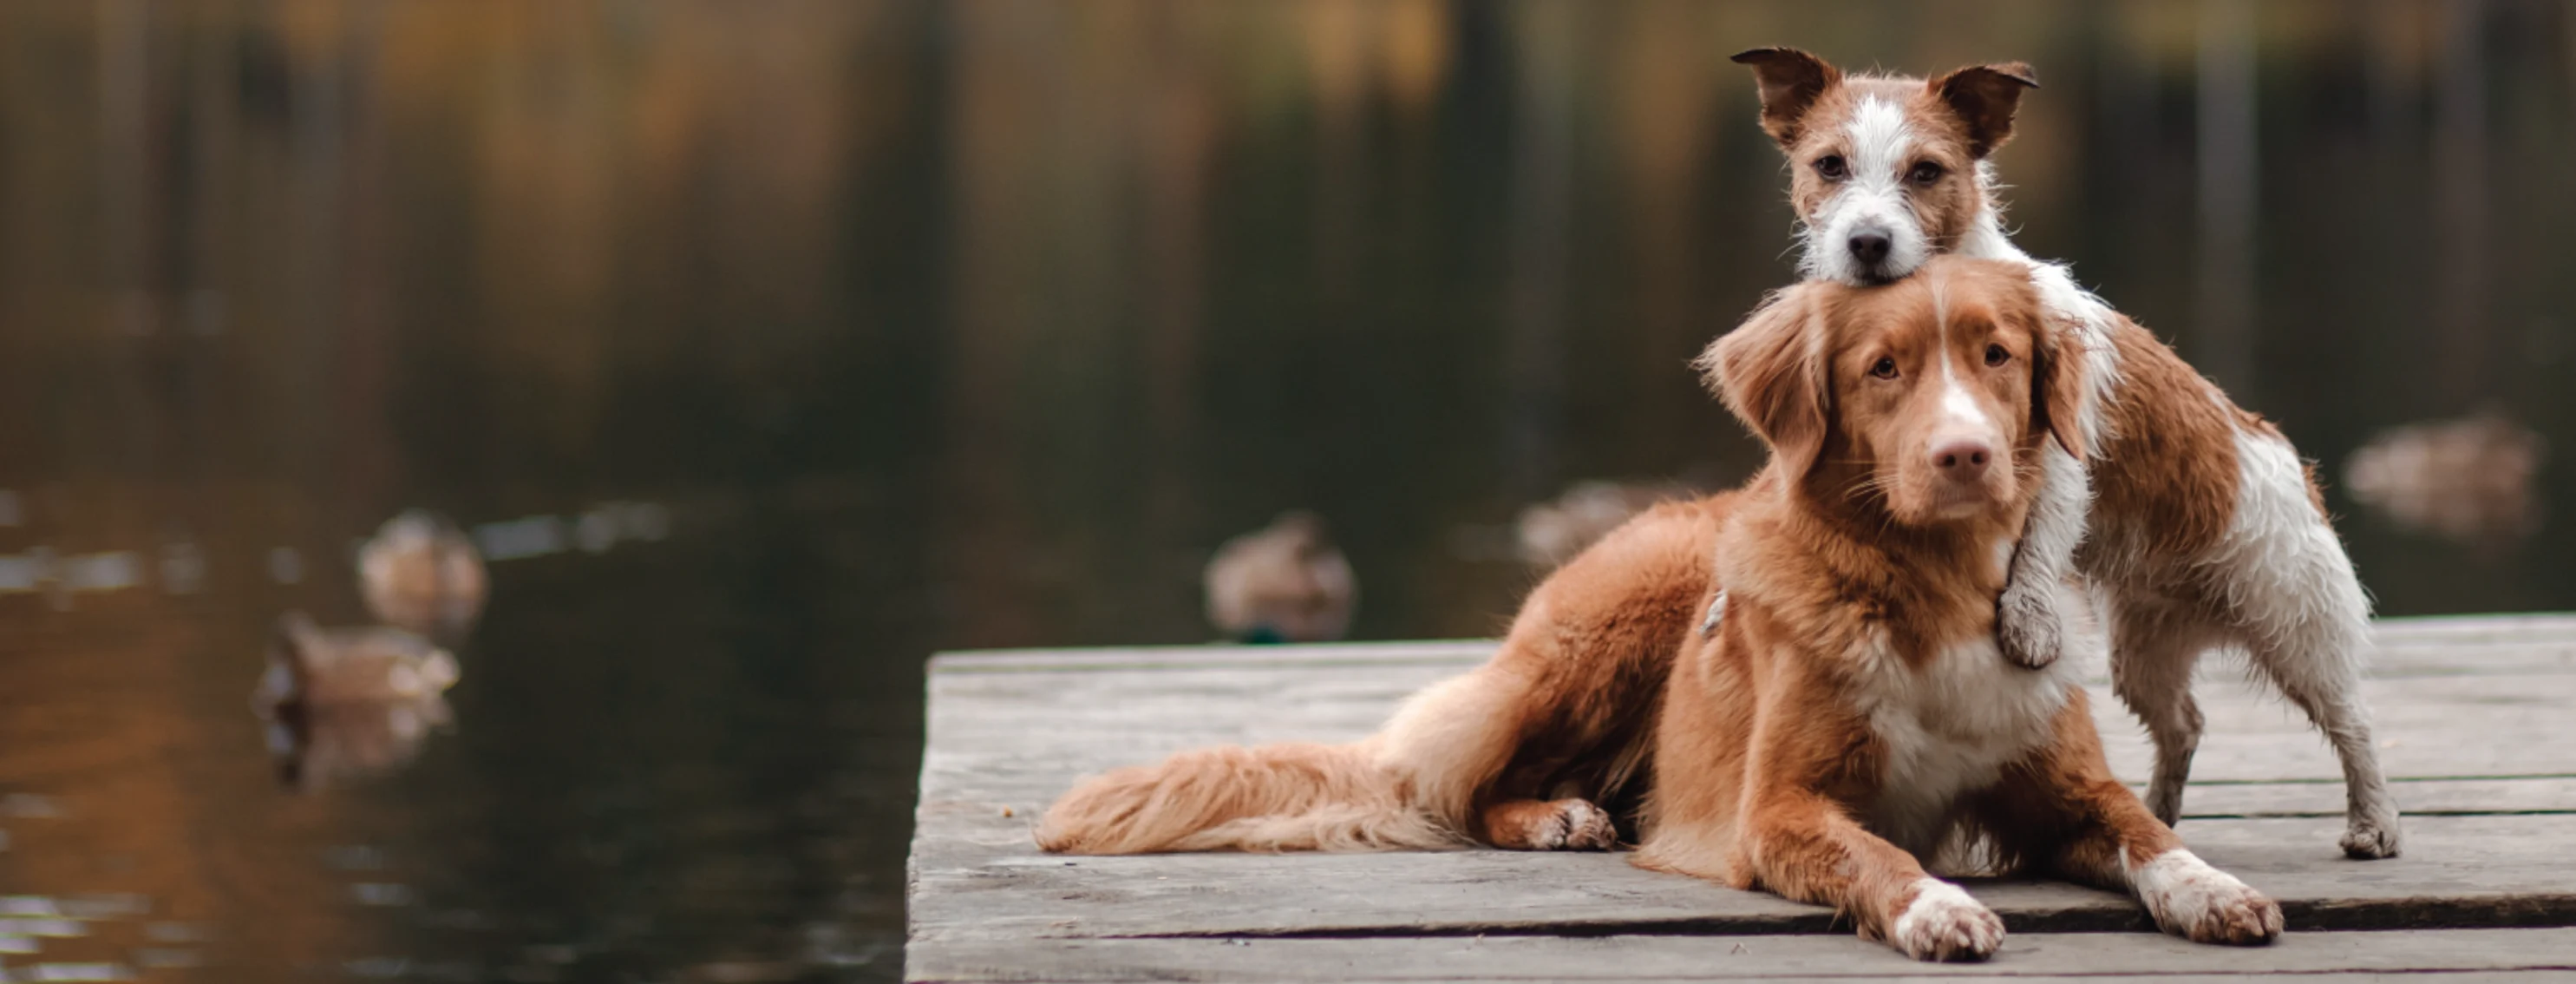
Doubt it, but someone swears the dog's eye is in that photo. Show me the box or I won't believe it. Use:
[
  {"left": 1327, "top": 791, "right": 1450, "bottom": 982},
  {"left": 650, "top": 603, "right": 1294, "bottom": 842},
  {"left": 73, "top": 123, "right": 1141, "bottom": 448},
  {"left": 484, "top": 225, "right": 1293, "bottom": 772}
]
[
  {"left": 1814, "top": 154, "right": 1848, "bottom": 180},
  {"left": 1909, "top": 161, "right": 1945, "bottom": 185},
  {"left": 1984, "top": 344, "right": 2010, "bottom": 367},
  {"left": 1869, "top": 357, "right": 1899, "bottom": 379}
]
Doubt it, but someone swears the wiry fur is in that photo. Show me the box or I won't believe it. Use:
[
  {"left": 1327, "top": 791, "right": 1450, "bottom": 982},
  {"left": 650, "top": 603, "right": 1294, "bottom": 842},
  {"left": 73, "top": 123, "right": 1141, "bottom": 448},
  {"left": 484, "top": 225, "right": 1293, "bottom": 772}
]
[
  {"left": 1735, "top": 47, "right": 2398, "bottom": 857},
  {"left": 1038, "top": 260, "right": 2284, "bottom": 961}
]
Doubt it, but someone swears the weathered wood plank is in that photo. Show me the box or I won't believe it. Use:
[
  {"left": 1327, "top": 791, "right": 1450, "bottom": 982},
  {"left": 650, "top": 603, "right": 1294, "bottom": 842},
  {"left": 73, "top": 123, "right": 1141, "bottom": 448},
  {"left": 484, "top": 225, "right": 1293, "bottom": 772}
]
[
  {"left": 2093, "top": 672, "right": 2576, "bottom": 784},
  {"left": 910, "top": 614, "right": 2576, "bottom": 982},
  {"left": 923, "top": 659, "right": 2576, "bottom": 801},
  {"left": 2172, "top": 777, "right": 2576, "bottom": 818},
  {"left": 2362, "top": 613, "right": 2576, "bottom": 646},
  {"left": 910, "top": 928, "right": 2576, "bottom": 981},
  {"left": 910, "top": 811, "right": 2576, "bottom": 943}
]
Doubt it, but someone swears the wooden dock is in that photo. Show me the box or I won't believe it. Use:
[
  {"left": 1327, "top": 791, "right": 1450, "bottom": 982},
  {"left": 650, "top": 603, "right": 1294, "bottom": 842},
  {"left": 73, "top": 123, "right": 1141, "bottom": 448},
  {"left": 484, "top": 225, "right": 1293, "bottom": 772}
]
[{"left": 907, "top": 614, "right": 2576, "bottom": 981}]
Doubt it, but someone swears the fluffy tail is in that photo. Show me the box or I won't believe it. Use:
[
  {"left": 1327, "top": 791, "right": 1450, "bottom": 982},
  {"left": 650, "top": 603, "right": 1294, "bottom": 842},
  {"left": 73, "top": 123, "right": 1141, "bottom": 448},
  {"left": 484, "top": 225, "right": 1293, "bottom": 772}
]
[
  {"left": 1033, "top": 741, "right": 1454, "bottom": 853},
  {"left": 1035, "top": 669, "right": 1532, "bottom": 854}
]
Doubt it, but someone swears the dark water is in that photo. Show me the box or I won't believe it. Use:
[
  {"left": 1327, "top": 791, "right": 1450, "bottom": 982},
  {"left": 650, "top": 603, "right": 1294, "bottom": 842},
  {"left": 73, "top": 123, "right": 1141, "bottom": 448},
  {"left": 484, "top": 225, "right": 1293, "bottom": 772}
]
[{"left": 0, "top": 2, "right": 2571, "bottom": 981}]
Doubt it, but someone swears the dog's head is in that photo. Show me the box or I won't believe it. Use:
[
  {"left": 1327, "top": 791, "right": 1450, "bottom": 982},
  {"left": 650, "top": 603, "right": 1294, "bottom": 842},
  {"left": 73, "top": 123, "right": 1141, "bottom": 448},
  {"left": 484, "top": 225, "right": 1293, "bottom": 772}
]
[
  {"left": 1701, "top": 256, "right": 2082, "bottom": 527},
  {"left": 1731, "top": 48, "right": 2037, "bottom": 286}
]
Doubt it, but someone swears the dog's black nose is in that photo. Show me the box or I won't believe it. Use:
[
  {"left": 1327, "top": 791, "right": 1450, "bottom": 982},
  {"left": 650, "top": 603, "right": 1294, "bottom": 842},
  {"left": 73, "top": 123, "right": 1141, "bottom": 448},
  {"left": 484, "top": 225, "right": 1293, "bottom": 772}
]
[{"left": 1848, "top": 233, "right": 1892, "bottom": 266}]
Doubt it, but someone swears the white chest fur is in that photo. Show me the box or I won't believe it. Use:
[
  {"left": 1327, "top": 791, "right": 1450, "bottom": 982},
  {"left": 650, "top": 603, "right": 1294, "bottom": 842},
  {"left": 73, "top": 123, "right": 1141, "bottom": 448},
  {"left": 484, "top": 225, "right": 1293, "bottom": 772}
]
[{"left": 1852, "top": 631, "right": 2081, "bottom": 859}]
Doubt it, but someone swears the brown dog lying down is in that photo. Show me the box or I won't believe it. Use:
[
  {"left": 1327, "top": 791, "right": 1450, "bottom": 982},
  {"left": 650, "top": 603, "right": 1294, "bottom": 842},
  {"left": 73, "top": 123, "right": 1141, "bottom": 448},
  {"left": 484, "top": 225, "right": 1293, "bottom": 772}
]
[
  {"left": 1729, "top": 47, "right": 2396, "bottom": 859},
  {"left": 1039, "top": 257, "right": 2282, "bottom": 961}
]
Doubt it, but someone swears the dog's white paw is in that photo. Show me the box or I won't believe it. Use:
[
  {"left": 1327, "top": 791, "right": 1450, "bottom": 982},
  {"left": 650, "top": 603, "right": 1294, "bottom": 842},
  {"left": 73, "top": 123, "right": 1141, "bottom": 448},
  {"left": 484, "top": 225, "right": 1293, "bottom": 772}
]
[
  {"left": 2133, "top": 850, "right": 2283, "bottom": 945},
  {"left": 2340, "top": 810, "right": 2402, "bottom": 860},
  {"left": 1888, "top": 879, "right": 2004, "bottom": 962}
]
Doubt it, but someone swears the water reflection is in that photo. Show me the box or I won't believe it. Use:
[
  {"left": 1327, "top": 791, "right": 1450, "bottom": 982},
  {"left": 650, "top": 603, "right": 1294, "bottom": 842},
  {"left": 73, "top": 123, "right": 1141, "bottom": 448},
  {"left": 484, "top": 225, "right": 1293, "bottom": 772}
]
[{"left": 252, "top": 613, "right": 461, "bottom": 792}]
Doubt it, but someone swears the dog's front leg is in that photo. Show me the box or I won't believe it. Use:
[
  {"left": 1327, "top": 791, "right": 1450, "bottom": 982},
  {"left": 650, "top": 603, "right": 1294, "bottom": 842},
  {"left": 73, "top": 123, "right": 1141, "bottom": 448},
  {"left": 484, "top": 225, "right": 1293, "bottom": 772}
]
[
  {"left": 1997, "top": 445, "right": 2089, "bottom": 668},
  {"left": 1739, "top": 793, "right": 2004, "bottom": 961},
  {"left": 2046, "top": 789, "right": 2281, "bottom": 945},
  {"left": 1983, "top": 696, "right": 2283, "bottom": 946}
]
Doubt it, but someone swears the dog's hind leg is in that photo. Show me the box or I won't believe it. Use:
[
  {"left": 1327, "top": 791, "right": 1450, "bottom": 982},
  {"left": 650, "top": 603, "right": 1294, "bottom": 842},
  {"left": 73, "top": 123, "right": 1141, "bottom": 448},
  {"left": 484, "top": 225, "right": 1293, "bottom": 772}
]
[
  {"left": 1478, "top": 797, "right": 1618, "bottom": 850},
  {"left": 1040, "top": 495, "right": 1723, "bottom": 856},
  {"left": 2108, "top": 599, "right": 2214, "bottom": 827},
  {"left": 2227, "top": 568, "right": 2400, "bottom": 859},
  {"left": 2209, "top": 429, "right": 2401, "bottom": 859},
  {"left": 2244, "top": 623, "right": 2399, "bottom": 858}
]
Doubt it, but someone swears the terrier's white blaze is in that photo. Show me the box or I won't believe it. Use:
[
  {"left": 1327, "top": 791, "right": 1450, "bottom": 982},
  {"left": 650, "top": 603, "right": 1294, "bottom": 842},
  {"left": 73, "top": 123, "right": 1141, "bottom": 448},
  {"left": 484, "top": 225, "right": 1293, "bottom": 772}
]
[
  {"left": 1891, "top": 877, "right": 1998, "bottom": 954},
  {"left": 1847, "top": 97, "right": 1914, "bottom": 184},
  {"left": 2126, "top": 848, "right": 2254, "bottom": 929},
  {"left": 1804, "top": 97, "right": 1932, "bottom": 285}
]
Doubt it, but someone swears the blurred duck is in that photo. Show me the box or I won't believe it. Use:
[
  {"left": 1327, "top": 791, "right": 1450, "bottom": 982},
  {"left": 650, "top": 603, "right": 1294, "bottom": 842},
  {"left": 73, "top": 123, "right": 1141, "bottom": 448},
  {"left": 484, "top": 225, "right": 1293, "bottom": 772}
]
[
  {"left": 2344, "top": 413, "right": 2547, "bottom": 548},
  {"left": 359, "top": 509, "right": 488, "bottom": 642},
  {"left": 1515, "top": 480, "right": 1696, "bottom": 569},
  {"left": 251, "top": 611, "right": 460, "bottom": 791},
  {"left": 1204, "top": 511, "right": 1357, "bottom": 644}
]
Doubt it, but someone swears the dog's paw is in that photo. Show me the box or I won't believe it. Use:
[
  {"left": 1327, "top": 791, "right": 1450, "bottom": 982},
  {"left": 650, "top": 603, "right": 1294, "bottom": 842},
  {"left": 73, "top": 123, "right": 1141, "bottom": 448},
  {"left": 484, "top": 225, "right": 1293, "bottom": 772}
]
[
  {"left": 2134, "top": 850, "right": 2283, "bottom": 945},
  {"left": 1994, "top": 582, "right": 2063, "bottom": 670},
  {"left": 1889, "top": 879, "right": 2004, "bottom": 962},
  {"left": 2340, "top": 810, "right": 2403, "bottom": 860},
  {"left": 1540, "top": 798, "right": 1618, "bottom": 850},
  {"left": 1485, "top": 798, "right": 1617, "bottom": 850},
  {"left": 2144, "top": 779, "right": 2187, "bottom": 829}
]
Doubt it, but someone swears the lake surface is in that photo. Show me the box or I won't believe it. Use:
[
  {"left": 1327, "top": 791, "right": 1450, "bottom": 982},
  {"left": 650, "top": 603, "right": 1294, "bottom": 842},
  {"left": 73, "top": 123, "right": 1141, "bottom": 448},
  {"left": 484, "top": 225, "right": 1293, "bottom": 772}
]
[{"left": 0, "top": 2, "right": 2569, "bottom": 981}]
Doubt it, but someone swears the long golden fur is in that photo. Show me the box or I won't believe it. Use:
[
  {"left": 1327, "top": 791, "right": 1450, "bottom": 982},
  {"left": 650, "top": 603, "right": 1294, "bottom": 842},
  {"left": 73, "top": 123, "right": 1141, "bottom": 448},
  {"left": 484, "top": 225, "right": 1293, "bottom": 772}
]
[{"left": 1038, "top": 259, "right": 2284, "bottom": 961}]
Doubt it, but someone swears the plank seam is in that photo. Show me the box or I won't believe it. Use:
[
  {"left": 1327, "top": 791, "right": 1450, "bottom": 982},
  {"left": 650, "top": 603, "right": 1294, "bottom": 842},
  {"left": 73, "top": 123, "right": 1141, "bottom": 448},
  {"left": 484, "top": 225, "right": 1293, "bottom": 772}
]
[{"left": 1043, "top": 894, "right": 2576, "bottom": 942}]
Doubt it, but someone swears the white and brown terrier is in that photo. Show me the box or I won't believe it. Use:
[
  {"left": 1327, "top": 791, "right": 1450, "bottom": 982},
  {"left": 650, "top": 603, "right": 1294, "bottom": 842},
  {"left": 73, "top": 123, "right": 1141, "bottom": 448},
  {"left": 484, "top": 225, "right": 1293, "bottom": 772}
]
[
  {"left": 1729, "top": 47, "right": 2398, "bottom": 859},
  {"left": 1041, "top": 259, "right": 2285, "bottom": 961},
  {"left": 1039, "top": 52, "right": 2397, "bottom": 867}
]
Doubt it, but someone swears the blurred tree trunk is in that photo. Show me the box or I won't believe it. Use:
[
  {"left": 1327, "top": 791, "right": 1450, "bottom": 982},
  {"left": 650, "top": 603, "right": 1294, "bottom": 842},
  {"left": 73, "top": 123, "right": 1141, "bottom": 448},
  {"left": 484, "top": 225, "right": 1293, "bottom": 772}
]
[
  {"left": 2433, "top": 0, "right": 2489, "bottom": 409},
  {"left": 2194, "top": 0, "right": 2257, "bottom": 393},
  {"left": 1501, "top": 0, "right": 1579, "bottom": 502}
]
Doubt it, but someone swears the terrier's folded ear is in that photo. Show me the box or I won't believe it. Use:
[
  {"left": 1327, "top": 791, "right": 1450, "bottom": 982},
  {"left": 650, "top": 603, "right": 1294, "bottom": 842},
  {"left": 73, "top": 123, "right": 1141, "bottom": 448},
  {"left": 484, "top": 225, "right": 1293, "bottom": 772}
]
[{"left": 1731, "top": 48, "right": 1843, "bottom": 148}]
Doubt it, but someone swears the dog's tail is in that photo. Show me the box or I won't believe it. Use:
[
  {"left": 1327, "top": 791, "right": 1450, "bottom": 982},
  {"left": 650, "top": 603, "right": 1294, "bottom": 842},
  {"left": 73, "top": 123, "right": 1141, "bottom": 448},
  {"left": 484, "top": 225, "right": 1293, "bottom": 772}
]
[{"left": 1035, "top": 667, "right": 1533, "bottom": 854}]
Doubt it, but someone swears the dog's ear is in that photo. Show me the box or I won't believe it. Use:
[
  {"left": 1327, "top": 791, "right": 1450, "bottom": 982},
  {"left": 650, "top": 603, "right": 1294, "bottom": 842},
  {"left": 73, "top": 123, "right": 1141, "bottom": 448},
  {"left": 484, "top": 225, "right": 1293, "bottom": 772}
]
[
  {"left": 1730, "top": 48, "right": 1842, "bottom": 148},
  {"left": 1928, "top": 62, "right": 2038, "bottom": 158},
  {"left": 2029, "top": 317, "right": 2088, "bottom": 460},
  {"left": 1699, "top": 287, "right": 1829, "bottom": 477}
]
